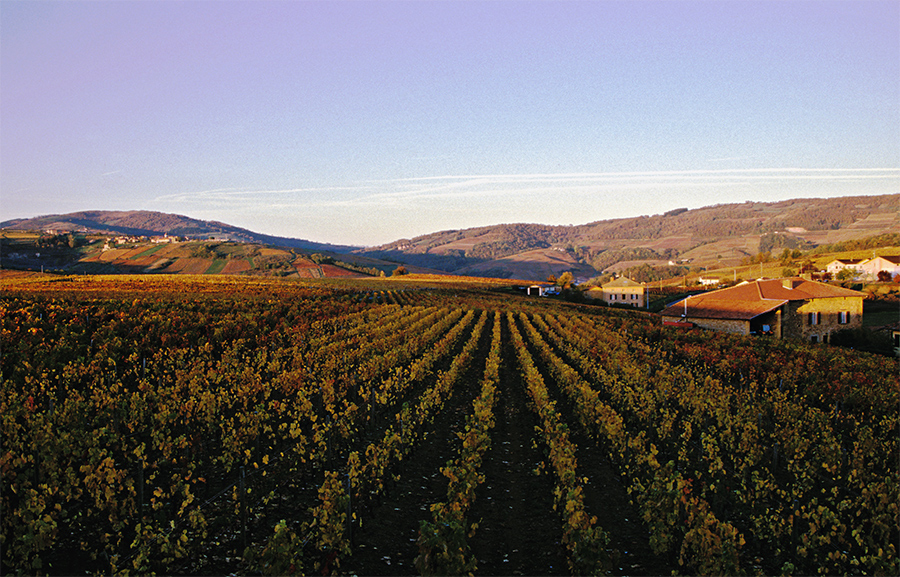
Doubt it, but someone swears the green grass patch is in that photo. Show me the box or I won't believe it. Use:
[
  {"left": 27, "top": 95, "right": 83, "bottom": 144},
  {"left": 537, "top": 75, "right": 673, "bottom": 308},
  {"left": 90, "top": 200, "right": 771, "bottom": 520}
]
[
  {"left": 205, "top": 259, "right": 228, "bottom": 274},
  {"left": 129, "top": 244, "right": 169, "bottom": 260}
]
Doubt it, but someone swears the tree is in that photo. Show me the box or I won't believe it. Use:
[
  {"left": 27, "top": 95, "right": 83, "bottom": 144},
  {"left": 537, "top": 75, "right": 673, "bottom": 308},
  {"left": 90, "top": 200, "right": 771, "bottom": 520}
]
[
  {"left": 780, "top": 248, "right": 792, "bottom": 265},
  {"left": 557, "top": 271, "right": 573, "bottom": 289},
  {"left": 392, "top": 265, "right": 408, "bottom": 277},
  {"left": 836, "top": 268, "right": 856, "bottom": 281},
  {"left": 547, "top": 274, "right": 557, "bottom": 283},
  {"left": 877, "top": 270, "right": 893, "bottom": 282}
]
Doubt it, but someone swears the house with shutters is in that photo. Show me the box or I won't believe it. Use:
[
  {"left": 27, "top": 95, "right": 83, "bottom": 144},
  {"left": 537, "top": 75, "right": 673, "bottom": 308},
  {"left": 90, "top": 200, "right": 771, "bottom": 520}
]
[
  {"left": 586, "top": 277, "right": 647, "bottom": 308},
  {"left": 660, "top": 278, "right": 865, "bottom": 343}
]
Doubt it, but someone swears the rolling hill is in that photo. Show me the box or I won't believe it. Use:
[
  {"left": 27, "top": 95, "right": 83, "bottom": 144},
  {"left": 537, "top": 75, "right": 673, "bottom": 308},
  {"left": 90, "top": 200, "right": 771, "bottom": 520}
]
[
  {"left": 0, "top": 210, "right": 357, "bottom": 253},
  {"left": 357, "top": 194, "right": 899, "bottom": 279},
  {"left": 2, "top": 194, "right": 898, "bottom": 281}
]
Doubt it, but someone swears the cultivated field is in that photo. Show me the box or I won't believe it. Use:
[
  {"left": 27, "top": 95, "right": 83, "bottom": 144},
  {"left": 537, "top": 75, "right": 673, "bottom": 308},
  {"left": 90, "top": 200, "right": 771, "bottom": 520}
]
[{"left": 1, "top": 274, "right": 897, "bottom": 576}]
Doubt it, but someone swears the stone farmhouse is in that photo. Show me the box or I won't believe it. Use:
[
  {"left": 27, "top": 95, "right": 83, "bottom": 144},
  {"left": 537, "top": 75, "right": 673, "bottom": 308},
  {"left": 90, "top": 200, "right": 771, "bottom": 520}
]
[
  {"left": 660, "top": 278, "right": 865, "bottom": 343},
  {"left": 586, "top": 277, "right": 647, "bottom": 308}
]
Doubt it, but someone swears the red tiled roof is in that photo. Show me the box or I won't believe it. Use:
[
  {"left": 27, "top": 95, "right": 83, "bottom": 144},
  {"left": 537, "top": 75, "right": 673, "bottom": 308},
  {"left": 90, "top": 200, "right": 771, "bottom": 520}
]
[
  {"left": 603, "top": 277, "right": 643, "bottom": 288},
  {"left": 660, "top": 278, "right": 864, "bottom": 321},
  {"left": 755, "top": 278, "right": 863, "bottom": 300}
]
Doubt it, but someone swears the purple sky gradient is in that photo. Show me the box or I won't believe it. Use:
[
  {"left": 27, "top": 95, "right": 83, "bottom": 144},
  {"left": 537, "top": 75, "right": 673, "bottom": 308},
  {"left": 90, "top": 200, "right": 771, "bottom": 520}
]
[{"left": 2, "top": 1, "right": 898, "bottom": 245}]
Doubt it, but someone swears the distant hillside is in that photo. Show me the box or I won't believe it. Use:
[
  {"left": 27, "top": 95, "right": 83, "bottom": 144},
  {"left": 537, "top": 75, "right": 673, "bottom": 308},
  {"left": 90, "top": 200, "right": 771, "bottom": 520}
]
[
  {"left": 358, "top": 194, "right": 899, "bottom": 279},
  {"left": 0, "top": 210, "right": 357, "bottom": 254},
  {"left": 3, "top": 195, "right": 897, "bottom": 282},
  {"left": 0, "top": 233, "right": 403, "bottom": 279}
]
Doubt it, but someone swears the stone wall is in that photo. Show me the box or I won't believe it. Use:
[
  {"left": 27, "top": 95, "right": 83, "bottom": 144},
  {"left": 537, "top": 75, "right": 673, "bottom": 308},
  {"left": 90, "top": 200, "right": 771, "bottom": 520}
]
[
  {"left": 661, "top": 314, "right": 751, "bottom": 335},
  {"left": 784, "top": 297, "right": 864, "bottom": 342}
]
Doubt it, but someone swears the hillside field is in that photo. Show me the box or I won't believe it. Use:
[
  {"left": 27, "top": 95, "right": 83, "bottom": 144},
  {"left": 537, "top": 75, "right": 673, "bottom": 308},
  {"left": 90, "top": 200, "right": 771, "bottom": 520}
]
[
  {"left": 0, "top": 234, "right": 391, "bottom": 279},
  {"left": 1, "top": 274, "right": 897, "bottom": 576}
]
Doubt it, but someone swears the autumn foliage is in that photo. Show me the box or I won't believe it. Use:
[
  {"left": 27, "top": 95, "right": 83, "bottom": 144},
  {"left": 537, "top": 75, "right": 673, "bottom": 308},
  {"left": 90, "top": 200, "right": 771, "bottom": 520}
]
[{"left": 1, "top": 274, "right": 896, "bottom": 576}]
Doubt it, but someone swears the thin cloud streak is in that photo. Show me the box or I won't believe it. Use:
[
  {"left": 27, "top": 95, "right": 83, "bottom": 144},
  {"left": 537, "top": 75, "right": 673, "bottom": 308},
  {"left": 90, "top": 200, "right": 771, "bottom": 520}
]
[
  {"left": 155, "top": 168, "right": 900, "bottom": 210},
  {"left": 386, "top": 168, "right": 899, "bottom": 183}
]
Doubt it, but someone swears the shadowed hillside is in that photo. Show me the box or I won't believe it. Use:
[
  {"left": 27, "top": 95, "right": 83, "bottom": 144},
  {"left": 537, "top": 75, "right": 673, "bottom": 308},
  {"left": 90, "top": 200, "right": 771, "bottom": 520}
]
[{"left": 357, "top": 194, "right": 899, "bottom": 279}]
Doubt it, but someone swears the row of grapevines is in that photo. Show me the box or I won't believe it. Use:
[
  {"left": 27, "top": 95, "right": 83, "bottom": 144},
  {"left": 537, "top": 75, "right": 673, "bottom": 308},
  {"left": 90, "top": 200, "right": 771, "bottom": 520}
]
[
  {"left": 521, "top": 311, "right": 744, "bottom": 574},
  {"left": 0, "top": 285, "right": 471, "bottom": 574},
  {"left": 302, "top": 310, "right": 489, "bottom": 574},
  {"left": 349, "top": 310, "right": 487, "bottom": 502},
  {"left": 573, "top": 313, "right": 897, "bottom": 574},
  {"left": 542, "top": 311, "right": 898, "bottom": 575},
  {"left": 507, "top": 312, "right": 610, "bottom": 575},
  {"left": 415, "top": 311, "right": 503, "bottom": 575},
  {"left": 246, "top": 305, "right": 486, "bottom": 576},
  {"left": 627, "top": 319, "right": 899, "bottom": 417}
]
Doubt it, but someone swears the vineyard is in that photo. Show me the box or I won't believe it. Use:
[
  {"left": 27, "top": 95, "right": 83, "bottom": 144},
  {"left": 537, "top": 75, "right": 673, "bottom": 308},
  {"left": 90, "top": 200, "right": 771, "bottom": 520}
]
[{"left": 1, "top": 274, "right": 897, "bottom": 576}]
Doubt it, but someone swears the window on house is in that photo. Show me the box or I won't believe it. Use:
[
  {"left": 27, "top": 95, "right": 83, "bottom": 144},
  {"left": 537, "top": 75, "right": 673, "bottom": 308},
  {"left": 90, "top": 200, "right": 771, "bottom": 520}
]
[
  {"left": 808, "top": 312, "right": 820, "bottom": 325},
  {"left": 810, "top": 335, "right": 819, "bottom": 343},
  {"left": 838, "top": 311, "right": 849, "bottom": 324}
]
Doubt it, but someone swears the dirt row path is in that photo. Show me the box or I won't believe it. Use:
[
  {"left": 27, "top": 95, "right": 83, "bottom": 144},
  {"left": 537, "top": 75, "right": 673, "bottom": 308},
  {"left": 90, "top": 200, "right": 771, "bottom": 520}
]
[
  {"left": 342, "top": 311, "right": 673, "bottom": 576},
  {"left": 520, "top": 313, "right": 674, "bottom": 575},
  {"left": 466, "top": 317, "right": 569, "bottom": 575},
  {"left": 341, "top": 314, "right": 492, "bottom": 575}
]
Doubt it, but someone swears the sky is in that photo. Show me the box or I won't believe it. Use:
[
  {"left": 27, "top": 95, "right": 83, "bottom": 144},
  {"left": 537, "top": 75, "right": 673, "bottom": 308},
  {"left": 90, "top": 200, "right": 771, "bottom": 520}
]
[{"left": 1, "top": 0, "right": 898, "bottom": 246}]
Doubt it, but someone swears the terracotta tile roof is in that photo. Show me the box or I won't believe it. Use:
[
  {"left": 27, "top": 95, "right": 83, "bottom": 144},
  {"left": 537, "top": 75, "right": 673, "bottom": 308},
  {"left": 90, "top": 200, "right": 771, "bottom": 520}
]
[
  {"left": 660, "top": 278, "right": 864, "bottom": 321},
  {"left": 662, "top": 294, "right": 783, "bottom": 321},
  {"left": 603, "top": 277, "right": 643, "bottom": 288},
  {"left": 755, "top": 278, "right": 864, "bottom": 300}
]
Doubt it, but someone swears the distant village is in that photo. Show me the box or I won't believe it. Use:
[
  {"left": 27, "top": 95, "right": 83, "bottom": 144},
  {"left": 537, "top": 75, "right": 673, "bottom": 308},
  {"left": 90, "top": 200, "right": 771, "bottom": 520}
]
[{"left": 101, "top": 233, "right": 183, "bottom": 251}]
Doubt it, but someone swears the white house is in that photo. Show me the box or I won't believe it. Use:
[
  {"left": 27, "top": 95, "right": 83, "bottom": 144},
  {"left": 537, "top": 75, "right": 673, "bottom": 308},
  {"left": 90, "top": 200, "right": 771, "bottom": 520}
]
[
  {"left": 859, "top": 255, "right": 900, "bottom": 280},
  {"left": 825, "top": 259, "right": 866, "bottom": 277}
]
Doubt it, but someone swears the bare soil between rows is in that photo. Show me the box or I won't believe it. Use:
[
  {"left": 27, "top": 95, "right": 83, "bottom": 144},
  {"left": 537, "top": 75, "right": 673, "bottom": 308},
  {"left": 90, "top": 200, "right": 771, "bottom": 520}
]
[{"left": 341, "top": 316, "right": 673, "bottom": 576}]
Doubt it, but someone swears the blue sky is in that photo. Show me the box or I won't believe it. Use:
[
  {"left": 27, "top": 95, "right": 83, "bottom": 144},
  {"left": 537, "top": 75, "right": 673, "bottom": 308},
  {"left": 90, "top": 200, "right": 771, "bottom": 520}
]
[{"left": 2, "top": 1, "right": 898, "bottom": 246}]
